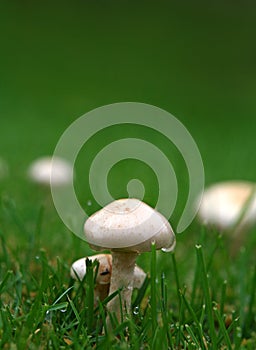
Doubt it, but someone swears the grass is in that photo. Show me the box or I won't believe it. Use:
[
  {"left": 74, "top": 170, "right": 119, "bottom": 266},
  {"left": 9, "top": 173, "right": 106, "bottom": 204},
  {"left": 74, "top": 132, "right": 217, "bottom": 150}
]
[{"left": 0, "top": 201, "right": 256, "bottom": 349}]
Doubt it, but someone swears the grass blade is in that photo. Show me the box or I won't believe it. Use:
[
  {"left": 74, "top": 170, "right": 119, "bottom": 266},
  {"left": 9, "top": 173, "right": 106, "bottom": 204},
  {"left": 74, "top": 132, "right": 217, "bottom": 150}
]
[
  {"left": 150, "top": 242, "right": 157, "bottom": 335},
  {"left": 243, "top": 264, "right": 256, "bottom": 335},
  {"left": 171, "top": 253, "right": 182, "bottom": 307},
  {"left": 0, "top": 270, "right": 13, "bottom": 293},
  {"left": 213, "top": 304, "right": 232, "bottom": 350},
  {"left": 220, "top": 280, "right": 227, "bottom": 316},
  {"left": 181, "top": 291, "right": 206, "bottom": 350},
  {"left": 196, "top": 245, "right": 217, "bottom": 348},
  {"left": 185, "top": 324, "right": 201, "bottom": 349},
  {"left": 85, "top": 258, "right": 95, "bottom": 332}
]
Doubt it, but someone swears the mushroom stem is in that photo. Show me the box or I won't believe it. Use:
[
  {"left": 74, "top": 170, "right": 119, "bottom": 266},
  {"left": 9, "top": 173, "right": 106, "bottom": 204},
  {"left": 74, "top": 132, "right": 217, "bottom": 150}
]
[{"left": 107, "top": 251, "right": 138, "bottom": 323}]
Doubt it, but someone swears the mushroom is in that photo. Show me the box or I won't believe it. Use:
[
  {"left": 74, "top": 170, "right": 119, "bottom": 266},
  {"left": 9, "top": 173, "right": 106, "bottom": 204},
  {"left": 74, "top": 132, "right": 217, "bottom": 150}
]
[
  {"left": 28, "top": 156, "right": 73, "bottom": 186},
  {"left": 84, "top": 198, "right": 176, "bottom": 323},
  {"left": 70, "top": 254, "right": 147, "bottom": 306},
  {"left": 197, "top": 181, "right": 256, "bottom": 252},
  {"left": 198, "top": 181, "right": 256, "bottom": 231},
  {"left": 71, "top": 254, "right": 112, "bottom": 306}
]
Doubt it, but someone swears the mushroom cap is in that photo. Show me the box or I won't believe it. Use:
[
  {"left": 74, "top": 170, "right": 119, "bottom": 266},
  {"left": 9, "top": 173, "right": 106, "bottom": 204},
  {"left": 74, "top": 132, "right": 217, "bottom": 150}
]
[
  {"left": 70, "top": 254, "right": 112, "bottom": 285},
  {"left": 70, "top": 253, "right": 146, "bottom": 288},
  {"left": 198, "top": 181, "right": 256, "bottom": 230},
  {"left": 28, "top": 156, "right": 73, "bottom": 186},
  {"left": 84, "top": 198, "right": 175, "bottom": 252}
]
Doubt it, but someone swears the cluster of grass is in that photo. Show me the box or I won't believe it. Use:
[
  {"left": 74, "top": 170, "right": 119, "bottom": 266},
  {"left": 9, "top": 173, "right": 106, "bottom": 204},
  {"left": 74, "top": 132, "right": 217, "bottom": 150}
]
[{"left": 0, "top": 200, "right": 255, "bottom": 349}]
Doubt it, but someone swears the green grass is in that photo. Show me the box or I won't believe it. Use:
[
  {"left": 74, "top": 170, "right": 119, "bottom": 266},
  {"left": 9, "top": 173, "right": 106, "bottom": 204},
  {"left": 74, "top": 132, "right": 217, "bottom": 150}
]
[{"left": 0, "top": 202, "right": 256, "bottom": 349}]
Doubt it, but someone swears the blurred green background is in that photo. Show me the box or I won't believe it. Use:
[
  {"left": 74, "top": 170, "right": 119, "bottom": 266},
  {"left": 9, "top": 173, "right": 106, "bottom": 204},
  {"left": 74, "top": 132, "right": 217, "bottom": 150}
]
[{"left": 0, "top": 0, "right": 256, "bottom": 255}]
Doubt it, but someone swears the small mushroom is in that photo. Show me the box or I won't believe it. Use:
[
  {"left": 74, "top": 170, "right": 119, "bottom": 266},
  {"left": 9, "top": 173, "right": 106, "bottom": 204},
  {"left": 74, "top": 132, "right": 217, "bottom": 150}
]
[
  {"left": 28, "top": 156, "right": 73, "bottom": 186},
  {"left": 84, "top": 198, "right": 175, "bottom": 323},
  {"left": 198, "top": 181, "right": 256, "bottom": 231},
  {"left": 71, "top": 254, "right": 146, "bottom": 306},
  {"left": 197, "top": 181, "right": 256, "bottom": 252},
  {"left": 71, "top": 254, "right": 112, "bottom": 306}
]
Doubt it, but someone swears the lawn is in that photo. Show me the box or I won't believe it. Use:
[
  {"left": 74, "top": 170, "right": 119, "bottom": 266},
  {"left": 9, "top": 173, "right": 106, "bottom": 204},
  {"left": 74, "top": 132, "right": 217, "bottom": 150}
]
[{"left": 0, "top": 1, "right": 256, "bottom": 348}]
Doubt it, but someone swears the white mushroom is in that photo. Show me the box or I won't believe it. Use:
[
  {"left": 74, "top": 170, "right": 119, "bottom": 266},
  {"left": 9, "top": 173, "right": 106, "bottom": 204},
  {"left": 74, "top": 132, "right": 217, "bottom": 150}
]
[
  {"left": 84, "top": 198, "right": 175, "bottom": 323},
  {"left": 70, "top": 254, "right": 146, "bottom": 306},
  {"left": 28, "top": 156, "right": 73, "bottom": 186},
  {"left": 198, "top": 181, "right": 256, "bottom": 231},
  {"left": 71, "top": 254, "right": 112, "bottom": 306}
]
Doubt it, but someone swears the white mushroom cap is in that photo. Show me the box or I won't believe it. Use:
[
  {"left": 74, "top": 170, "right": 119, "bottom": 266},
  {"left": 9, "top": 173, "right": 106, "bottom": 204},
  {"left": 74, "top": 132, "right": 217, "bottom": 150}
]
[
  {"left": 84, "top": 198, "right": 175, "bottom": 252},
  {"left": 70, "top": 254, "right": 112, "bottom": 285},
  {"left": 28, "top": 156, "right": 73, "bottom": 186},
  {"left": 198, "top": 181, "right": 256, "bottom": 230},
  {"left": 70, "top": 254, "right": 146, "bottom": 289}
]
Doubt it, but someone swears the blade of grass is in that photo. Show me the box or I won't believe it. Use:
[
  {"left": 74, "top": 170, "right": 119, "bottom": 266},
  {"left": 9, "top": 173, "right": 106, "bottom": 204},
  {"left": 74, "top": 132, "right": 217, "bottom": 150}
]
[
  {"left": 132, "top": 275, "right": 149, "bottom": 308},
  {"left": 199, "top": 304, "right": 205, "bottom": 326},
  {"left": 234, "top": 326, "right": 242, "bottom": 350},
  {"left": 237, "top": 247, "right": 248, "bottom": 330},
  {"left": 85, "top": 258, "right": 95, "bottom": 333},
  {"left": 220, "top": 280, "right": 227, "bottom": 316},
  {"left": 181, "top": 291, "right": 206, "bottom": 350},
  {"left": 160, "top": 272, "right": 174, "bottom": 349},
  {"left": 160, "top": 272, "right": 167, "bottom": 312},
  {"left": 0, "top": 229, "right": 10, "bottom": 268},
  {"left": 243, "top": 264, "right": 256, "bottom": 335},
  {"left": 185, "top": 324, "right": 201, "bottom": 349},
  {"left": 0, "top": 306, "right": 14, "bottom": 346},
  {"left": 213, "top": 304, "right": 232, "bottom": 350},
  {"left": 191, "top": 259, "right": 200, "bottom": 308},
  {"left": 176, "top": 323, "right": 185, "bottom": 348},
  {"left": 150, "top": 242, "right": 157, "bottom": 335},
  {"left": 217, "top": 315, "right": 240, "bottom": 347},
  {"left": 196, "top": 245, "right": 217, "bottom": 348},
  {"left": 45, "top": 302, "right": 69, "bottom": 313},
  {"left": 171, "top": 253, "right": 181, "bottom": 306},
  {"left": 0, "top": 270, "right": 13, "bottom": 293},
  {"left": 176, "top": 287, "right": 186, "bottom": 347},
  {"left": 231, "top": 185, "right": 256, "bottom": 231},
  {"left": 67, "top": 295, "right": 81, "bottom": 323},
  {"left": 51, "top": 286, "right": 74, "bottom": 305},
  {"left": 206, "top": 234, "right": 222, "bottom": 272}
]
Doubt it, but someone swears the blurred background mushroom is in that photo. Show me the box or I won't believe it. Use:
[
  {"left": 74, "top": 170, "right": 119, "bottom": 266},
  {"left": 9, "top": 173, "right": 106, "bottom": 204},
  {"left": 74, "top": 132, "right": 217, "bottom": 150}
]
[
  {"left": 197, "top": 181, "right": 256, "bottom": 252},
  {"left": 28, "top": 156, "right": 73, "bottom": 186}
]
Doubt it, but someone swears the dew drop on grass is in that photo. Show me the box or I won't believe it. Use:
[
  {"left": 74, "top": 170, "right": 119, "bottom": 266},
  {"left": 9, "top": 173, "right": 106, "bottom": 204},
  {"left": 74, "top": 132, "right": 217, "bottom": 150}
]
[
  {"left": 161, "top": 246, "right": 174, "bottom": 252},
  {"left": 133, "top": 306, "right": 139, "bottom": 315},
  {"left": 161, "top": 240, "right": 176, "bottom": 252},
  {"left": 45, "top": 310, "right": 52, "bottom": 323},
  {"left": 87, "top": 200, "right": 92, "bottom": 206}
]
